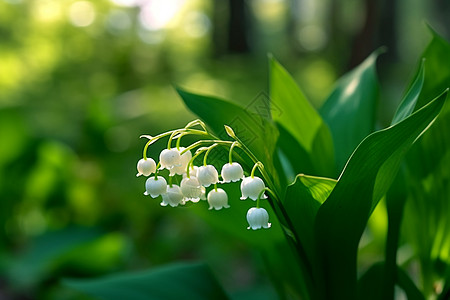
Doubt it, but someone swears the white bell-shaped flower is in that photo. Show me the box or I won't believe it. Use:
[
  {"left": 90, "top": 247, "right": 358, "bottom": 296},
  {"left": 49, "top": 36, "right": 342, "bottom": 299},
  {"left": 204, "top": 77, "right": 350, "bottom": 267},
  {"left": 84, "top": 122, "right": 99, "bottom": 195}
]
[
  {"left": 207, "top": 188, "right": 230, "bottom": 210},
  {"left": 200, "top": 186, "right": 206, "bottom": 200},
  {"left": 159, "top": 148, "right": 181, "bottom": 170},
  {"left": 170, "top": 148, "right": 192, "bottom": 176},
  {"left": 160, "top": 185, "right": 184, "bottom": 207},
  {"left": 180, "top": 177, "right": 202, "bottom": 202},
  {"left": 221, "top": 162, "right": 244, "bottom": 183},
  {"left": 144, "top": 176, "right": 167, "bottom": 198},
  {"left": 246, "top": 207, "right": 271, "bottom": 230},
  {"left": 240, "top": 176, "right": 267, "bottom": 200},
  {"left": 196, "top": 165, "right": 219, "bottom": 187},
  {"left": 136, "top": 158, "right": 157, "bottom": 177}
]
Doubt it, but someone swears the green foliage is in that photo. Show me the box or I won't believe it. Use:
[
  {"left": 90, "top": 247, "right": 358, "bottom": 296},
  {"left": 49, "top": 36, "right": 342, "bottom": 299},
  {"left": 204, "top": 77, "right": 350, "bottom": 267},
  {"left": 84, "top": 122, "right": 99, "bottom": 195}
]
[
  {"left": 1, "top": 4, "right": 449, "bottom": 298},
  {"left": 270, "top": 57, "right": 335, "bottom": 177},
  {"left": 64, "top": 262, "right": 229, "bottom": 300},
  {"left": 320, "top": 50, "right": 381, "bottom": 171},
  {"left": 173, "top": 29, "right": 449, "bottom": 300}
]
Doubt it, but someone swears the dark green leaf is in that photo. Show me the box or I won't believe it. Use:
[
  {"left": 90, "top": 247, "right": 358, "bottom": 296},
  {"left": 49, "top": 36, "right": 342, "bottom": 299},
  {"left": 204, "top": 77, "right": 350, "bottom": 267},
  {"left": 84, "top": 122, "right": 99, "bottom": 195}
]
[
  {"left": 6, "top": 227, "right": 102, "bottom": 288},
  {"left": 269, "top": 57, "right": 335, "bottom": 176},
  {"left": 314, "top": 89, "right": 447, "bottom": 299},
  {"left": 64, "top": 262, "right": 230, "bottom": 300},
  {"left": 416, "top": 27, "right": 450, "bottom": 110},
  {"left": 284, "top": 175, "right": 336, "bottom": 265},
  {"left": 357, "top": 263, "right": 424, "bottom": 300},
  {"left": 391, "top": 59, "right": 425, "bottom": 125},
  {"left": 320, "top": 50, "right": 381, "bottom": 171}
]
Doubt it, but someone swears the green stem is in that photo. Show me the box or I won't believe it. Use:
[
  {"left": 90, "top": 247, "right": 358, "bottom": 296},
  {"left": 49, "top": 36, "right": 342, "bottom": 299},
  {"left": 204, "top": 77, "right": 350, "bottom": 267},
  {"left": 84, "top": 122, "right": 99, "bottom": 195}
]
[
  {"left": 175, "top": 132, "right": 187, "bottom": 150},
  {"left": 154, "top": 162, "right": 161, "bottom": 178},
  {"left": 229, "top": 141, "right": 238, "bottom": 164},
  {"left": 250, "top": 162, "right": 262, "bottom": 178},
  {"left": 186, "top": 148, "right": 208, "bottom": 178},
  {"left": 181, "top": 140, "right": 233, "bottom": 155},
  {"left": 142, "top": 128, "right": 211, "bottom": 159},
  {"left": 214, "top": 183, "right": 218, "bottom": 192},
  {"left": 203, "top": 143, "right": 218, "bottom": 166}
]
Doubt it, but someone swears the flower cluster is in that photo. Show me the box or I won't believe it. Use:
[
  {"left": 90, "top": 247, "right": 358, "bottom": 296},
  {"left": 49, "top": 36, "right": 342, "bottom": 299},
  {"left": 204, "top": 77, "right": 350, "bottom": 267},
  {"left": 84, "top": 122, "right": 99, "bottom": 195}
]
[{"left": 136, "top": 120, "right": 272, "bottom": 230}]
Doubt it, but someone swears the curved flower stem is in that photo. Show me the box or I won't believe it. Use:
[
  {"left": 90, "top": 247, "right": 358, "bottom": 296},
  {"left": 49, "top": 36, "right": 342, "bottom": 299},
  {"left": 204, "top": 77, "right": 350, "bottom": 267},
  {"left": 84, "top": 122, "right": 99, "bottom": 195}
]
[
  {"left": 250, "top": 162, "right": 263, "bottom": 178},
  {"left": 186, "top": 148, "right": 208, "bottom": 178},
  {"left": 180, "top": 140, "right": 234, "bottom": 155},
  {"left": 154, "top": 162, "right": 161, "bottom": 178},
  {"left": 228, "top": 141, "right": 238, "bottom": 164},
  {"left": 256, "top": 187, "right": 275, "bottom": 208},
  {"left": 203, "top": 143, "right": 218, "bottom": 166},
  {"left": 142, "top": 128, "right": 212, "bottom": 159}
]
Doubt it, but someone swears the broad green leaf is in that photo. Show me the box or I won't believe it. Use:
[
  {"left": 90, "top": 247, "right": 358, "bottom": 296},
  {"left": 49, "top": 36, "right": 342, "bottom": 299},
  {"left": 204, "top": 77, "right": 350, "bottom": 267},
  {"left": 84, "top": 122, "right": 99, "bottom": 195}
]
[
  {"left": 177, "top": 88, "right": 280, "bottom": 190},
  {"left": 320, "top": 50, "right": 381, "bottom": 171},
  {"left": 284, "top": 175, "right": 336, "bottom": 266},
  {"left": 391, "top": 59, "right": 425, "bottom": 125},
  {"left": 416, "top": 27, "right": 450, "bottom": 109},
  {"left": 275, "top": 123, "right": 315, "bottom": 182},
  {"left": 400, "top": 31, "right": 450, "bottom": 292},
  {"left": 64, "top": 262, "right": 229, "bottom": 300},
  {"left": 297, "top": 174, "right": 337, "bottom": 204},
  {"left": 314, "top": 90, "right": 447, "bottom": 299},
  {"left": 269, "top": 57, "right": 335, "bottom": 176}
]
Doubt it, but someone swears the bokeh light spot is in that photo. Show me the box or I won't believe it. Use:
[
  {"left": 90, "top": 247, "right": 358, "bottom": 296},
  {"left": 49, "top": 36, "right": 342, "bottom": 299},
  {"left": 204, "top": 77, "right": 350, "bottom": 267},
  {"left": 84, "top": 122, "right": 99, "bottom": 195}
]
[{"left": 69, "top": 1, "right": 96, "bottom": 27}]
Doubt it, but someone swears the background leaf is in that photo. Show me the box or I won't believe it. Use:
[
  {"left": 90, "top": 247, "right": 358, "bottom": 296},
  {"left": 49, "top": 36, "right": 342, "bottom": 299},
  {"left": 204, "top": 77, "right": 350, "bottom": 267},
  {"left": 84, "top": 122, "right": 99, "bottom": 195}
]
[
  {"left": 391, "top": 59, "right": 425, "bottom": 125},
  {"left": 314, "top": 90, "right": 447, "bottom": 299},
  {"left": 177, "top": 88, "right": 280, "bottom": 188},
  {"left": 320, "top": 50, "right": 381, "bottom": 171},
  {"left": 64, "top": 262, "right": 229, "bottom": 300},
  {"left": 269, "top": 57, "right": 335, "bottom": 177}
]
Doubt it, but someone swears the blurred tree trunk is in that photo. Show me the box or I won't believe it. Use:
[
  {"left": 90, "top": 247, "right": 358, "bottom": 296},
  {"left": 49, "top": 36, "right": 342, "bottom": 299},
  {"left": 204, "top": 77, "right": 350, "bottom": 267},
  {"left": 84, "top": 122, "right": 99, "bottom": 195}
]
[
  {"left": 212, "top": 0, "right": 250, "bottom": 56},
  {"left": 347, "top": 0, "right": 398, "bottom": 68}
]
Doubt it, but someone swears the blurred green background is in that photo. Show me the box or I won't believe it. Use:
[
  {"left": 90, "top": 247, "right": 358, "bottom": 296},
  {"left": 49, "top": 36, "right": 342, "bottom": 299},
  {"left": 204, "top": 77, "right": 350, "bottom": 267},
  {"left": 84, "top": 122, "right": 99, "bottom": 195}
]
[{"left": 0, "top": 0, "right": 449, "bottom": 298}]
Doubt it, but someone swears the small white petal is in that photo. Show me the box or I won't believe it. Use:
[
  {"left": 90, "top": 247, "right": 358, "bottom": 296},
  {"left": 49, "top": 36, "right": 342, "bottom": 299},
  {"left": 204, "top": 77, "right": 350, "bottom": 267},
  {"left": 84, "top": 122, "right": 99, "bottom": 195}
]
[
  {"left": 160, "top": 185, "right": 184, "bottom": 207},
  {"left": 145, "top": 176, "right": 167, "bottom": 198},
  {"left": 246, "top": 207, "right": 271, "bottom": 230},
  {"left": 197, "top": 165, "right": 219, "bottom": 187},
  {"left": 221, "top": 162, "right": 244, "bottom": 183},
  {"left": 170, "top": 148, "right": 192, "bottom": 175},
  {"left": 240, "top": 176, "right": 267, "bottom": 200},
  {"left": 207, "top": 188, "right": 230, "bottom": 210},
  {"left": 159, "top": 149, "right": 182, "bottom": 170},
  {"left": 137, "top": 158, "right": 157, "bottom": 177},
  {"left": 180, "top": 177, "right": 202, "bottom": 202}
]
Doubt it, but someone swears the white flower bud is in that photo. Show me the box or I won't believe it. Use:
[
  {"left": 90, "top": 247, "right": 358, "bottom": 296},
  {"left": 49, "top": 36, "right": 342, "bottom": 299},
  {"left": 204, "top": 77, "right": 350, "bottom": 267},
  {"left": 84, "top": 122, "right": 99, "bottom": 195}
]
[
  {"left": 246, "top": 207, "right": 271, "bottom": 230},
  {"left": 180, "top": 177, "right": 202, "bottom": 202},
  {"left": 240, "top": 176, "right": 267, "bottom": 200},
  {"left": 196, "top": 165, "right": 219, "bottom": 187},
  {"left": 136, "top": 158, "right": 157, "bottom": 177},
  {"left": 160, "top": 185, "right": 184, "bottom": 207},
  {"left": 207, "top": 188, "right": 230, "bottom": 210},
  {"left": 221, "top": 162, "right": 244, "bottom": 183},
  {"left": 159, "top": 148, "right": 181, "bottom": 170},
  {"left": 144, "top": 176, "right": 167, "bottom": 198}
]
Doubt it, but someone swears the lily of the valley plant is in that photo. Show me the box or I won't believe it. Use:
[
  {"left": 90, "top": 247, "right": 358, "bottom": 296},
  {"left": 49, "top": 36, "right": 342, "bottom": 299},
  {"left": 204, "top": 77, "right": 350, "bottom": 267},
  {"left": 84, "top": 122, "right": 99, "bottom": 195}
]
[{"left": 137, "top": 120, "right": 272, "bottom": 230}]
